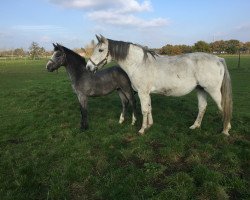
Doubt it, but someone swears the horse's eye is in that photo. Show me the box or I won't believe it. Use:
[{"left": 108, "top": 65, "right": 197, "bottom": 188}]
[{"left": 99, "top": 49, "right": 104, "bottom": 52}]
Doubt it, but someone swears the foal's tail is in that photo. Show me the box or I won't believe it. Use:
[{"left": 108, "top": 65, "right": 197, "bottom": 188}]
[{"left": 220, "top": 58, "right": 233, "bottom": 130}]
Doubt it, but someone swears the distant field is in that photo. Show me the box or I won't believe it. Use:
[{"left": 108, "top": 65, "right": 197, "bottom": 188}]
[{"left": 0, "top": 55, "right": 249, "bottom": 199}]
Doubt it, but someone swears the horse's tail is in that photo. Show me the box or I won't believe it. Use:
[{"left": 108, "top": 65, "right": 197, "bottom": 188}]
[{"left": 220, "top": 58, "right": 233, "bottom": 130}]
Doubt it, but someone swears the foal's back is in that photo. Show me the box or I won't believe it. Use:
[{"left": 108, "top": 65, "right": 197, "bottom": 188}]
[{"left": 80, "top": 66, "right": 133, "bottom": 97}]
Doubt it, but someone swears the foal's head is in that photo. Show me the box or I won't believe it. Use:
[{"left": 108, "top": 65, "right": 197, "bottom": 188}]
[{"left": 46, "top": 43, "right": 67, "bottom": 72}]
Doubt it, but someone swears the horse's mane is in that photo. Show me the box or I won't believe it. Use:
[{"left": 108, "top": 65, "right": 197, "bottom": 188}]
[
  {"left": 61, "top": 45, "right": 87, "bottom": 66},
  {"left": 99, "top": 39, "right": 158, "bottom": 62}
]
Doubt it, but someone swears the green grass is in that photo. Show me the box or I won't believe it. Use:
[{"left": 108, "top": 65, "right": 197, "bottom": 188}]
[{"left": 0, "top": 56, "right": 249, "bottom": 200}]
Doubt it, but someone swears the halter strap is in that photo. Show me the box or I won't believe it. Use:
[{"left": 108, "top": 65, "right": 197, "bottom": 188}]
[
  {"left": 49, "top": 52, "right": 66, "bottom": 64},
  {"left": 89, "top": 50, "right": 109, "bottom": 67},
  {"left": 49, "top": 58, "right": 55, "bottom": 63}
]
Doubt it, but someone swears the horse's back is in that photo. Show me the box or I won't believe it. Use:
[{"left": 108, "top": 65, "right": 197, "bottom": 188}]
[{"left": 149, "top": 52, "right": 225, "bottom": 96}]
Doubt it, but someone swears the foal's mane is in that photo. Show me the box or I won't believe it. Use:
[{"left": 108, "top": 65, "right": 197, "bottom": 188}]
[
  {"left": 99, "top": 39, "right": 158, "bottom": 61},
  {"left": 61, "top": 45, "right": 87, "bottom": 66}
]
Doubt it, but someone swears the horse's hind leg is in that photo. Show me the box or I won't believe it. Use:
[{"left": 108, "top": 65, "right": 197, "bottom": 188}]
[
  {"left": 117, "top": 89, "right": 128, "bottom": 124},
  {"left": 127, "top": 90, "right": 137, "bottom": 125},
  {"left": 207, "top": 87, "right": 231, "bottom": 135},
  {"left": 138, "top": 92, "right": 152, "bottom": 135},
  {"left": 190, "top": 89, "right": 207, "bottom": 129}
]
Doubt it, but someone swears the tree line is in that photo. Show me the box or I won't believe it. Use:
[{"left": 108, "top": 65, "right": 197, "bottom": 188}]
[
  {"left": 159, "top": 40, "right": 250, "bottom": 55},
  {"left": 0, "top": 42, "right": 51, "bottom": 59},
  {"left": 1, "top": 39, "right": 250, "bottom": 59}
]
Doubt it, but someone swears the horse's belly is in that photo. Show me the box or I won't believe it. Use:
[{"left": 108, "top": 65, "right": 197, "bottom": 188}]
[{"left": 151, "top": 79, "right": 196, "bottom": 97}]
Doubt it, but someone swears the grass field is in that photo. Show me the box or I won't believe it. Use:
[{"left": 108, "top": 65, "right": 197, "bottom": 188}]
[{"left": 0, "top": 55, "right": 249, "bottom": 200}]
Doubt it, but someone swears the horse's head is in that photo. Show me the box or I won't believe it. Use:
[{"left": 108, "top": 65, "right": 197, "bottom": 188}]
[
  {"left": 86, "top": 35, "right": 112, "bottom": 73},
  {"left": 46, "top": 43, "right": 66, "bottom": 72}
]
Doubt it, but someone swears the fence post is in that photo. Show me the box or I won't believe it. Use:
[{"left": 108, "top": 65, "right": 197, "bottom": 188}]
[{"left": 237, "top": 49, "right": 241, "bottom": 69}]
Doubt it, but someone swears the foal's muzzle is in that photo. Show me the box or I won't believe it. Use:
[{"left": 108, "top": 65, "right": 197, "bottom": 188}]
[{"left": 46, "top": 62, "right": 57, "bottom": 72}]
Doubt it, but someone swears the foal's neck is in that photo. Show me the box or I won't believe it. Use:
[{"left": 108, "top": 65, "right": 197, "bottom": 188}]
[{"left": 65, "top": 54, "right": 87, "bottom": 83}]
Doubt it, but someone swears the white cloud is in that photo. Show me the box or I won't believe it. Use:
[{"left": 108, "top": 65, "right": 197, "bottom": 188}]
[
  {"left": 234, "top": 23, "right": 250, "bottom": 32},
  {"left": 49, "top": 0, "right": 168, "bottom": 28},
  {"left": 87, "top": 11, "right": 168, "bottom": 28},
  {"left": 49, "top": 0, "right": 151, "bottom": 12},
  {"left": 12, "top": 25, "right": 65, "bottom": 32},
  {"left": 40, "top": 35, "right": 52, "bottom": 42}
]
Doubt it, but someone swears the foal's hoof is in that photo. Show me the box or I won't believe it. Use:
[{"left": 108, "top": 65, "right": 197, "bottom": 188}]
[
  {"left": 131, "top": 115, "right": 136, "bottom": 126},
  {"left": 80, "top": 125, "right": 89, "bottom": 131},
  {"left": 119, "top": 119, "right": 124, "bottom": 124}
]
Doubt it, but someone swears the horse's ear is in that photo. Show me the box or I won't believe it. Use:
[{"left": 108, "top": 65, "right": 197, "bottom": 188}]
[
  {"left": 96, "top": 34, "right": 101, "bottom": 43},
  {"left": 100, "top": 34, "right": 108, "bottom": 44}
]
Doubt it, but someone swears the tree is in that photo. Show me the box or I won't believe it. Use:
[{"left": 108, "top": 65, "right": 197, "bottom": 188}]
[
  {"left": 179, "top": 45, "right": 193, "bottom": 53},
  {"left": 242, "top": 42, "right": 250, "bottom": 53},
  {"left": 193, "top": 41, "right": 211, "bottom": 52},
  {"left": 210, "top": 40, "right": 226, "bottom": 54},
  {"left": 29, "top": 42, "right": 44, "bottom": 59},
  {"left": 13, "top": 48, "right": 25, "bottom": 57},
  {"left": 225, "top": 40, "right": 240, "bottom": 54}
]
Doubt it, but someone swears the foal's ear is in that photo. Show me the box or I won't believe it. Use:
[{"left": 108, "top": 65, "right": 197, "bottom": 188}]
[
  {"left": 56, "top": 43, "right": 64, "bottom": 52},
  {"left": 53, "top": 43, "right": 59, "bottom": 51}
]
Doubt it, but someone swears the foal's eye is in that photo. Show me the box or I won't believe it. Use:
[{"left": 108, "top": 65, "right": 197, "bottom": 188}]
[{"left": 99, "top": 49, "right": 104, "bottom": 52}]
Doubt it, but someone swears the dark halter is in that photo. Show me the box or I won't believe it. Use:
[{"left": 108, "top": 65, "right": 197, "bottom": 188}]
[
  {"left": 49, "top": 52, "right": 66, "bottom": 64},
  {"left": 89, "top": 50, "right": 109, "bottom": 67}
]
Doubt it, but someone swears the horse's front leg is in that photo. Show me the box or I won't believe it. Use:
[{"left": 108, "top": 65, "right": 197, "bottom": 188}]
[
  {"left": 138, "top": 92, "right": 152, "bottom": 135},
  {"left": 147, "top": 96, "right": 153, "bottom": 128},
  {"left": 78, "top": 94, "right": 88, "bottom": 130}
]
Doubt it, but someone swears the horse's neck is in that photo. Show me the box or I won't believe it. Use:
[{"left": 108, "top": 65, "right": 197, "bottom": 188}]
[
  {"left": 117, "top": 45, "right": 145, "bottom": 75},
  {"left": 65, "top": 55, "right": 86, "bottom": 83}
]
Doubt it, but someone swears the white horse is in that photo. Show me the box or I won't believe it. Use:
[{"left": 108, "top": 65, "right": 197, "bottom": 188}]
[{"left": 86, "top": 35, "right": 232, "bottom": 135}]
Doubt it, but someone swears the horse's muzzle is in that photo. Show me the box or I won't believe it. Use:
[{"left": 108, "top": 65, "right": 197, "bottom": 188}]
[{"left": 86, "top": 62, "right": 97, "bottom": 73}]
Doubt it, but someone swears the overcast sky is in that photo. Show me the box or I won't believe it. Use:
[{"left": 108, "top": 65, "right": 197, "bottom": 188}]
[{"left": 1, "top": 0, "right": 250, "bottom": 50}]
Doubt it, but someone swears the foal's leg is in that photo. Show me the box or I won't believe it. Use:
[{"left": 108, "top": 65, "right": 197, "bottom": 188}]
[
  {"left": 124, "top": 89, "right": 137, "bottom": 125},
  {"left": 78, "top": 94, "right": 88, "bottom": 130},
  {"left": 190, "top": 90, "right": 207, "bottom": 129},
  {"left": 138, "top": 92, "right": 152, "bottom": 135},
  {"left": 117, "top": 89, "right": 128, "bottom": 124}
]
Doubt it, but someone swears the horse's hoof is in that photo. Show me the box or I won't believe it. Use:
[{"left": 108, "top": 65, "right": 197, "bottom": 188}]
[
  {"left": 147, "top": 123, "right": 153, "bottom": 129},
  {"left": 189, "top": 124, "right": 199, "bottom": 129},
  {"left": 138, "top": 129, "right": 145, "bottom": 135},
  {"left": 222, "top": 131, "right": 230, "bottom": 136}
]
